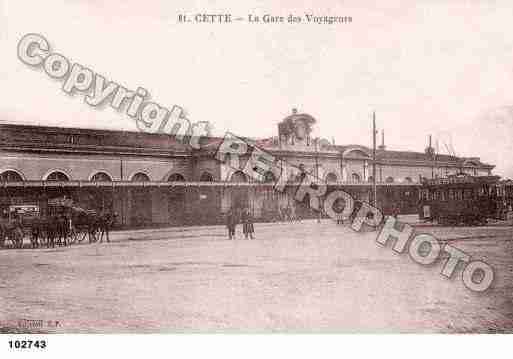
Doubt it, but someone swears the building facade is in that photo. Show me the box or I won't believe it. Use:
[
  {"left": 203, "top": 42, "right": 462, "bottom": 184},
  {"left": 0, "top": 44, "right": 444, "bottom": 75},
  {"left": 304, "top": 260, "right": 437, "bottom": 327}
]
[{"left": 0, "top": 111, "right": 494, "bottom": 227}]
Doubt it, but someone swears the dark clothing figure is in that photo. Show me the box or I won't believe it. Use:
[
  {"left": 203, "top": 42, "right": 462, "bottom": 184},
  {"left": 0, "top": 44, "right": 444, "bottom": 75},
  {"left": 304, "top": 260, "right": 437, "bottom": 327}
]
[
  {"left": 47, "top": 216, "right": 57, "bottom": 248},
  {"left": 241, "top": 209, "right": 254, "bottom": 239},
  {"left": 284, "top": 206, "right": 291, "bottom": 222},
  {"left": 87, "top": 213, "right": 99, "bottom": 243},
  {"left": 57, "top": 215, "right": 68, "bottom": 246},
  {"left": 226, "top": 210, "right": 237, "bottom": 240},
  {"left": 30, "top": 221, "right": 40, "bottom": 248},
  {"left": 99, "top": 212, "right": 116, "bottom": 243}
]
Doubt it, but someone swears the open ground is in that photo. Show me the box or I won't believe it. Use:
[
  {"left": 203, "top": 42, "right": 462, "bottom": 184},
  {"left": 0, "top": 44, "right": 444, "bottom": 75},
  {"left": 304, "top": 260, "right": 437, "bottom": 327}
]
[{"left": 1, "top": 218, "right": 512, "bottom": 333}]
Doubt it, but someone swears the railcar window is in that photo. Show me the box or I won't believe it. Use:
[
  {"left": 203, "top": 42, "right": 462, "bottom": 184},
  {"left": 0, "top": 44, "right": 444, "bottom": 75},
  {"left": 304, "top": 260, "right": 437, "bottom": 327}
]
[
  {"left": 464, "top": 189, "right": 472, "bottom": 200},
  {"left": 440, "top": 190, "right": 447, "bottom": 201},
  {"left": 448, "top": 189, "right": 454, "bottom": 200},
  {"left": 456, "top": 190, "right": 463, "bottom": 200}
]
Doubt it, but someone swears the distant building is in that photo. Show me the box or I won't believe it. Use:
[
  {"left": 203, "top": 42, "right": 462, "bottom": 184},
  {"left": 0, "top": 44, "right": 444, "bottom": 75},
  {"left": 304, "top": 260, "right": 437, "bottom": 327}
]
[{"left": 0, "top": 111, "right": 494, "bottom": 226}]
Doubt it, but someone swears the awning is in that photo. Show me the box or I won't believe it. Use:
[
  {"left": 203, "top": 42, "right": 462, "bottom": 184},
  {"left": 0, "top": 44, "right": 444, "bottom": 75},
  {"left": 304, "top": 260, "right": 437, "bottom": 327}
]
[{"left": 0, "top": 180, "right": 420, "bottom": 188}]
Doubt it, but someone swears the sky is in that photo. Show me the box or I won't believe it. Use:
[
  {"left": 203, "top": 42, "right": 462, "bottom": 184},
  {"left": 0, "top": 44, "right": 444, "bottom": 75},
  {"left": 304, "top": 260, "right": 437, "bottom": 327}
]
[{"left": 1, "top": 0, "right": 513, "bottom": 178}]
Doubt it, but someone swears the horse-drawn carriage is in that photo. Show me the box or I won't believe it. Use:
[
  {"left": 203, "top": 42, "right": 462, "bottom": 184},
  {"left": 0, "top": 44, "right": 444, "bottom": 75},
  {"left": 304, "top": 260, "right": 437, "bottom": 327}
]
[
  {"left": 0, "top": 204, "right": 39, "bottom": 248},
  {"left": 0, "top": 198, "right": 115, "bottom": 249}
]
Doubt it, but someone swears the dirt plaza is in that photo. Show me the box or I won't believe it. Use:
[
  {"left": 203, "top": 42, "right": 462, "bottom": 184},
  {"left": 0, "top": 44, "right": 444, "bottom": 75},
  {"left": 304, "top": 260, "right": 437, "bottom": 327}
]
[{"left": 1, "top": 219, "right": 512, "bottom": 333}]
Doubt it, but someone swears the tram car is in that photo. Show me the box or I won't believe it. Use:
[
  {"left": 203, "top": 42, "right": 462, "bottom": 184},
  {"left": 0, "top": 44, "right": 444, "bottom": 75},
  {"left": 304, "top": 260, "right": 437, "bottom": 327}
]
[
  {"left": 418, "top": 174, "right": 503, "bottom": 226},
  {"left": 496, "top": 179, "right": 513, "bottom": 220}
]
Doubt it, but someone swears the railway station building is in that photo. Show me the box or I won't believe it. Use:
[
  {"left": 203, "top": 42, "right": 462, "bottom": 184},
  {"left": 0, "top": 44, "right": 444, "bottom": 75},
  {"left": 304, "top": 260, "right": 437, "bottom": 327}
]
[{"left": 0, "top": 110, "right": 494, "bottom": 227}]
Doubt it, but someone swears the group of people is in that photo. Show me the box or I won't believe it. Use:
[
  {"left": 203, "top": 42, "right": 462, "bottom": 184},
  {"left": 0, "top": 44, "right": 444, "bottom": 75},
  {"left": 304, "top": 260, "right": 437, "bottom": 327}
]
[
  {"left": 225, "top": 207, "right": 255, "bottom": 240},
  {"left": 278, "top": 205, "right": 300, "bottom": 222}
]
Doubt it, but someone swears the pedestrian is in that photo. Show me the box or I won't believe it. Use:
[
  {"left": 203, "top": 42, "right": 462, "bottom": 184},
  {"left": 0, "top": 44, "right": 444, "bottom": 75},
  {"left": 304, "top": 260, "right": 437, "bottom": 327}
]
[
  {"left": 392, "top": 202, "right": 400, "bottom": 220},
  {"left": 58, "top": 214, "right": 68, "bottom": 246},
  {"left": 290, "top": 204, "right": 299, "bottom": 222},
  {"left": 47, "top": 215, "right": 56, "bottom": 248},
  {"left": 285, "top": 205, "right": 291, "bottom": 222},
  {"left": 334, "top": 198, "right": 344, "bottom": 225},
  {"left": 241, "top": 208, "right": 255, "bottom": 240},
  {"left": 226, "top": 208, "right": 237, "bottom": 240},
  {"left": 30, "top": 220, "right": 40, "bottom": 248}
]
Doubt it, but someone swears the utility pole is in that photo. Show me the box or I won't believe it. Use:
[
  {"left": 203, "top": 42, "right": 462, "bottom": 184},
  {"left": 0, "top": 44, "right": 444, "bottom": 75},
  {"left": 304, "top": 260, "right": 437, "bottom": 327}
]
[
  {"left": 429, "top": 134, "right": 434, "bottom": 179},
  {"left": 315, "top": 137, "right": 321, "bottom": 223},
  {"left": 372, "top": 111, "right": 377, "bottom": 207},
  {"left": 120, "top": 158, "right": 125, "bottom": 226}
]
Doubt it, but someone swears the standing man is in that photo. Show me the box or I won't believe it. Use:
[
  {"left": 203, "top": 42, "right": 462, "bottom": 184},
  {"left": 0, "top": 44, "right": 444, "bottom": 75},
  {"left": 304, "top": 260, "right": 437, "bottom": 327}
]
[
  {"left": 226, "top": 208, "right": 237, "bottom": 240},
  {"left": 47, "top": 215, "right": 56, "bottom": 248},
  {"left": 241, "top": 208, "right": 255, "bottom": 240},
  {"left": 59, "top": 213, "right": 69, "bottom": 246}
]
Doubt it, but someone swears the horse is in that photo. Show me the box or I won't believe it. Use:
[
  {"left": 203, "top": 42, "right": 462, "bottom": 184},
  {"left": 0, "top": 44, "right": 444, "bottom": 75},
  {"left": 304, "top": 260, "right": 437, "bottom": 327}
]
[
  {"left": 0, "top": 219, "right": 24, "bottom": 249},
  {"left": 98, "top": 212, "right": 116, "bottom": 243}
]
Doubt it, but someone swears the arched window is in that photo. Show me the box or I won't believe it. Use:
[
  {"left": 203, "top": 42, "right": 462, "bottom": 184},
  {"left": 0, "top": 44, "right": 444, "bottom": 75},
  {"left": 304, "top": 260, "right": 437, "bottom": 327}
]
[
  {"left": 131, "top": 172, "right": 150, "bottom": 182},
  {"left": 386, "top": 176, "right": 394, "bottom": 183},
  {"left": 199, "top": 172, "right": 214, "bottom": 182},
  {"left": 168, "top": 173, "right": 185, "bottom": 181},
  {"left": 325, "top": 172, "right": 338, "bottom": 183},
  {"left": 46, "top": 171, "right": 70, "bottom": 181},
  {"left": 404, "top": 177, "right": 413, "bottom": 183},
  {"left": 91, "top": 172, "right": 112, "bottom": 182},
  {"left": 263, "top": 171, "right": 276, "bottom": 183},
  {"left": 351, "top": 173, "right": 361, "bottom": 183},
  {"left": 230, "top": 171, "right": 247, "bottom": 183},
  {"left": 0, "top": 170, "right": 23, "bottom": 182}
]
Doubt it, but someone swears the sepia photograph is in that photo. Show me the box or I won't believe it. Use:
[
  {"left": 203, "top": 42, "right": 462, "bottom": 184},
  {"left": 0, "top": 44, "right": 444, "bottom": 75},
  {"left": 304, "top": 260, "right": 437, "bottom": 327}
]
[{"left": 1, "top": 0, "right": 513, "bottom": 353}]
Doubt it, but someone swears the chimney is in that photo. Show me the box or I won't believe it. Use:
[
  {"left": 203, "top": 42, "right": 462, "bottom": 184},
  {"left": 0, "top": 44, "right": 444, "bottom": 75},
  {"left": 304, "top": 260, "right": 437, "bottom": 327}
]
[
  {"left": 378, "top": 130, "right": 386, "bottom": 151},
  {"left": 425, "top": 134, "right": 435, "bottom": 156}
]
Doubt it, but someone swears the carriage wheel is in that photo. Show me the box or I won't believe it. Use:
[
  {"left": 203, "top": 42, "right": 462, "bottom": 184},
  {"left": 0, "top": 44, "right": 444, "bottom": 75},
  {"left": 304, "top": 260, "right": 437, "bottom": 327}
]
[
  {"left": 73, "top": 229, "right": 87, "bottom": 243},
  {"left": 12, "top": 231, "right": 23, "bottom": 249},
  {"left": 89, "top": 230, "right": 99, "bottom": 243},
  {"left": 68, "top": 228, "right": 78, "bottom": 244}
]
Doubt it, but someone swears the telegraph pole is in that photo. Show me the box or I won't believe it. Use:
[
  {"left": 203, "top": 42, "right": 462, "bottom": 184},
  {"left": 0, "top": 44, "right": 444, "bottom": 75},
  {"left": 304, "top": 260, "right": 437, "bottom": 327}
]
[
  {"left": 429, "top": 134, "right": 434, "bottom": 179},
  {"left": 372, "top": 112, "right": 377, "bottom": 207},
  {"left": 315, "top": 137, "right": 321, "bottom": 223}
]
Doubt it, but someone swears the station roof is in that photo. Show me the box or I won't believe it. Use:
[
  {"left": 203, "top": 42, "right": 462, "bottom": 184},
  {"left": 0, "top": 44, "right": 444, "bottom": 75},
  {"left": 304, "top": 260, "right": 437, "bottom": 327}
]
[{"left": 0, "top": 123, "right": 494, "bottom": 169}]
